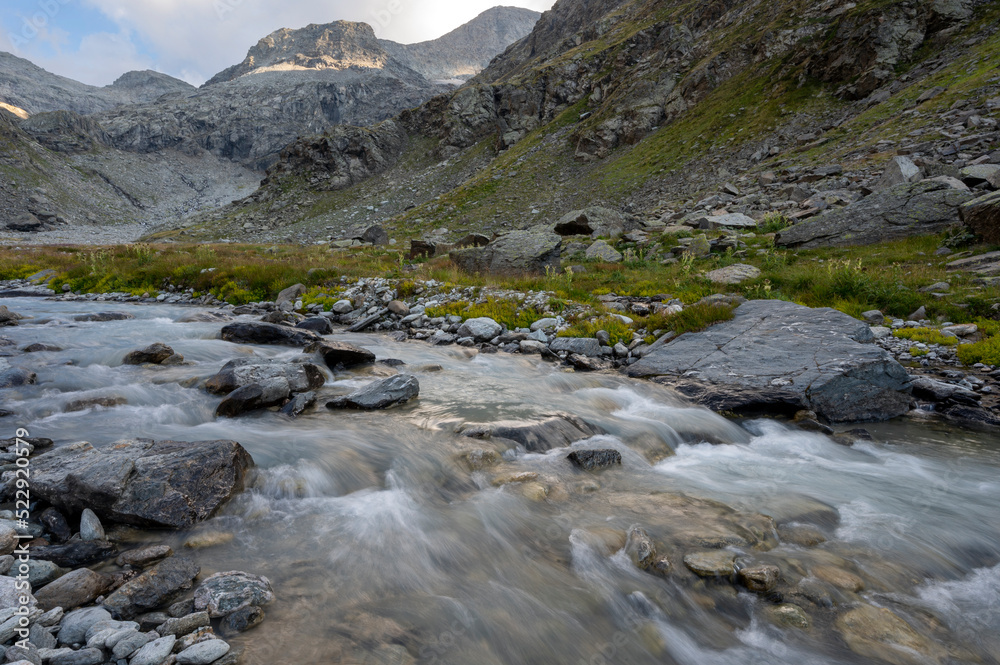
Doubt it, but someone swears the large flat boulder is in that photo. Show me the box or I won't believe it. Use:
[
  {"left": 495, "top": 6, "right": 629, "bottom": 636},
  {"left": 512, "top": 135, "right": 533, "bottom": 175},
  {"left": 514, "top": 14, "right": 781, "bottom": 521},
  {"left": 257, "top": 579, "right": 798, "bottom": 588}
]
[
  {"left": 553, "top": 207, "right": 637, "bottom": 238},
  {"left": 204, "top": 358, "right": 325, "bottom": 395},
  {"left": 219, "top": 322, "right": 319, "bottom": 346},
  {"left": 449, "top": 231, "right": 561, "bottom": 275},
  {"left": 776, "top": 181, "right": 973, "bottom": 248},
  {"left": 458, "top": 413, "right": 605, "bottom": 452},
  {"left": 627, "top": 300, "right": 912, "bottom": 422},
  {"left": 20, "top": 439, "right": 253, "bottom": 528}
]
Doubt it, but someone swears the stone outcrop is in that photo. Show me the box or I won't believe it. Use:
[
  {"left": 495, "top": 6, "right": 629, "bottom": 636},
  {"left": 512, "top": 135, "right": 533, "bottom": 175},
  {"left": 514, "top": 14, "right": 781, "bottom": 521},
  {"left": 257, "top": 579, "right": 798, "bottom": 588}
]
[
  {"left": 959, "top": 190, "right": 1000, "bottom": 244},
  {"left": 449, "top": 230, "right": 562, "bottom": 275},
  {"left": 777, "top": 181, "right": 973, "bottom": 248},
  {"left": 19, "top": 439, "right": 253, "bottom": 528},
  {"left": 627, "top": 300, "right": 913, "bottom": 422}
]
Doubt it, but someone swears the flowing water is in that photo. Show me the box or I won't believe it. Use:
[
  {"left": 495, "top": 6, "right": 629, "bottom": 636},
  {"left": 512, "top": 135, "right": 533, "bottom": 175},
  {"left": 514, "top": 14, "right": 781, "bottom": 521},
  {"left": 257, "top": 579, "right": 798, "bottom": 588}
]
[{"left": 3, "top": 298, "right": 1000, "bottom": 665}]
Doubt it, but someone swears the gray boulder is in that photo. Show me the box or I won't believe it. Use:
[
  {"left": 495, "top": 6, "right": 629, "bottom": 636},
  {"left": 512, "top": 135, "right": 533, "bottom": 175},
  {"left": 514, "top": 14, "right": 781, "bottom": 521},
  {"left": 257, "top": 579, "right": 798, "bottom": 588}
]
[
  {"left": 22, "top": 439, "right": 253, "bottom": 528},
  {"left": 275, "top": 283, "right": 306, "bottom": 305},
  {"left": 875, "top": 155, "right": 922, "bottom": 190},
  {"left": 777, "top": 181, "right": 973, "bottom": 248},
  {"left": 122, "top": 343, "right": 176, "bottom": 365},
  {"left": 457, "top": 317, "right": 502, "bottom": 342},
  {"left": 295, "top": 317, "right": 333, "bottom": 334},
  {"left": 697, "top": 212, "right": 758, "bottom": 230},
  {"left": 550, "top": 337, "right": 602, "bottom": 357},
  {"left": 215, "top": 380, "right": 291, "bottom": 417},
  {"left": 958, "top": 164, "right": 1000, "bottom": 189},
  {"left": 193, "top": 571, "right": 274, "bottom": 618},
  {"left": 959, "top": 190, "right": 1000, "bottom": 244},
  {"left": 705, "top": 264, "right": 761, "bottom": 284},
  {"left": 102, "top": 556, "right": 200, "bottom": 619},
  {"left": 306, "top": 341, "right": 376, "bottom": 368},
  {"left": 219, "top": 322, "right": 319, "bottom": 346},
  {"left": 627, "top": 300, "right": 913, "bottom": 422},
  {"left": 326, "top": 374, "right": 419, "bottom": 410},
  {"left": 459, "top": 413, "right": 605, "bottom": 452},
  {"left": 585, "top": 240, "right": 623, "bottom": 262},
  {"left": 204, "top": 358, "right": 325, "bottom": 395},
  {"left": 449, "top": 230, "right": 561, "bottom": 275},
  {"left": 0, "top": 306, "right": 24, "bottom": 327}
]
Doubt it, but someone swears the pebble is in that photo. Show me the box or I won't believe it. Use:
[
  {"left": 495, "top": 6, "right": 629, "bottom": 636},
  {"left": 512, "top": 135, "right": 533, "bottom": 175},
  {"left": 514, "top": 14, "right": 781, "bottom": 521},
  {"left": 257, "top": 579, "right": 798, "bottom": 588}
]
[
  {"left": 128, "top": 635, "right": 176, "bottom": 665},
  {"left": 175, "top": 639, "right": 230, "bottom": 665}
]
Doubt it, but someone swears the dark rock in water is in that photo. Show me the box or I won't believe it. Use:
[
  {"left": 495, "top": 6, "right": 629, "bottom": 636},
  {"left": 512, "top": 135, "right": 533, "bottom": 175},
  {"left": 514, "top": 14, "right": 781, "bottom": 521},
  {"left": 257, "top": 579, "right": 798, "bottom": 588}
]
[
  {"left": 0, "top": 367, "right": 36, "bottom": 388},
  {"left": 295, "top": 317, "right": 333, "bottom": 334},
  {"left": 34, "top": 568, "right": 113, "bottom": 611},
  {"left": 205, "top": 357, "right": 325, "bottom": 395},
  {"left": 380, "top": 358, "right": 406, "bottom": 367},
  {"left": 664, "top": 380, "right": 806, "bottom": 417},
  {"left": 40, "top": 507, "right": 72, "bottom": 542},
  {"left": 117, "top": 545, "right": 173, "bottom": 568},
  {"left": 911, "top": 376, "right": 980, "bottom": 405},
  {"left": 29, "top": 541, "right": 117, "bottom": 567},
  {"left": 0, "top": 436, "right": 53, "bottom": 452},
  {"left": 177, "top": 311, "right": 231, "bottom": 323},
  {"left": 567, "top": 449, "right": 622, "bottom": 470},
  {"left": 738, "top": 564, "right": 781, "bottom": 593},
  {"left": 776, "top": 180, "right": 973, "bottom": 248},
  {"left": 73, "top": 312, "right": 135, "bottom": 322},
  {"left": 220, "top": 321, "right": 319, "bottom": 346},
  {"left": 941, "top": 404, "right": 1000, "bottom": 430},
  {"left": 566, "top": 353, "right": 612, "bottom": 371},
  {"left": 0, "top": 306, "right": 25, "bottom": 326},
  {"left": 65, "top": 395, "right": 128, "bottom": 412},
  {"left": 102, "top": 556, "right": 200, "bottom": 619},
  {"left": 449, "top": 230, "right": 562, "bottom": 275},
  {"left": 26, "top": 438, "right": 253, "bottom": 528},
  {"left": 22, "top": 343, "right": 62, "bottom": 353},
  {"left": 216, "top": 380, "right": 291, "bottom": 417},
  {"left": 306, "top": 340, "right": 376, "bottom": 369},
  {"left": 459, "top": 413, "right": 605, "bottom": 452},
  {"left": 279, "top": 391, "right": 316, "bottom": 417},
  {"left": 220, "top": 605, "right": 265, "bottom": 635},
  {"left": 326, "top": 374, "right": 419, "bottom": 410},
  {"left": 628, "top": 301, "right": 912, "bottom": 423},
  {"left": 123, "top": 343, "right": 176, "bottom": 365},
  {"left": 193, "top": 571, "right": 274, "bottom": 617}
]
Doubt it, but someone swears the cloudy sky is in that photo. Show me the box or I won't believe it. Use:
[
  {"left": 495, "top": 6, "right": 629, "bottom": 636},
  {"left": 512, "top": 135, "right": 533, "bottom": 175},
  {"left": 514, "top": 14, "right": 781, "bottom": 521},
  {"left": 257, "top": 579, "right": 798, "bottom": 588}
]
[{"left": 0, "top": 0, "right": 553, "bottom": 87}]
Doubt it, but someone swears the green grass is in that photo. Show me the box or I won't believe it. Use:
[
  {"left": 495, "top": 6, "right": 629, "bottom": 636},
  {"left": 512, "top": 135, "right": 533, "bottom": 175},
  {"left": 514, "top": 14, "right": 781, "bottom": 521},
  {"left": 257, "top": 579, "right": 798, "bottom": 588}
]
[
  {"left": 893, "top": 328, "right": 959, "bottom": 346},
  {"left": 956, "top": 335, "right": 1000, "bottom": 366},
  {"left": 425, "top": 298, "right": 546, "bottom": 330},
  {"left": 557, "top": 316, "right": 634, "bottom": 346},
  {"left": 636, "top": 302, "right": 736, "bottom": 337}
]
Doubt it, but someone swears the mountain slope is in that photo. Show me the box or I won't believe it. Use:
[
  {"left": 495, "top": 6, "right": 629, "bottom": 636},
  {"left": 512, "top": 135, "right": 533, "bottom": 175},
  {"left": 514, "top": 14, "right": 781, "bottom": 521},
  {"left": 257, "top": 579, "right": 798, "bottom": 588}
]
[
  {"left": 0, "top": 52, "right": 194, "bottom": 115},
  {"left": 172, "top": 0, "right": 999, "bottom": 244},
  {"left": 380, "top": 6, "right": 541, "bottom": 81}
]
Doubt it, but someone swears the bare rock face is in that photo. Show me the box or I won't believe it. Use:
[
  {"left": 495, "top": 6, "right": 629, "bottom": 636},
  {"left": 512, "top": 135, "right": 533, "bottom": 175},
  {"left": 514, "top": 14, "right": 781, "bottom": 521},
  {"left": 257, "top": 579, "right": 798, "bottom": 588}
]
[
  {"left": 449, "top": 230, "right": 562, "bottom": 275},
  {"left": 628, "top": 300, "right": 913, "bottom": 423},
  {"left": 22, "top": 439, "right": 254, "bottom": 528}
]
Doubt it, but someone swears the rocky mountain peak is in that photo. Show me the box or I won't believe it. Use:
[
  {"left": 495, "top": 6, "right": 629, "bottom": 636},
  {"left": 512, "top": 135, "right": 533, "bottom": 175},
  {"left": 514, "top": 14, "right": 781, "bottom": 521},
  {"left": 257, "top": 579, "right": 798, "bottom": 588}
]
[{"left": 205, "top": 21, "right": 407, "bottom": 86}]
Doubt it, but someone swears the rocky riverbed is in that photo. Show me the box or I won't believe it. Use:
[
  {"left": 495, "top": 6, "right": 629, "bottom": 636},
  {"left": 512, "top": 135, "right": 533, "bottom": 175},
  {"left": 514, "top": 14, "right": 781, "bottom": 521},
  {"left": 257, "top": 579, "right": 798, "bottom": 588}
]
[{"left": 1, "top": 294, "right": 999, "bottom": 665}]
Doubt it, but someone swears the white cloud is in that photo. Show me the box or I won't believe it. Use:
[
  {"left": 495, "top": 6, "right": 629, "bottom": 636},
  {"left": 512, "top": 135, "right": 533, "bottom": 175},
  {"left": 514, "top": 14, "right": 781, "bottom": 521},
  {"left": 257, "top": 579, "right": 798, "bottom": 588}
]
[{"left": 77, "top": 0, "right": 554, "bottom": 85}]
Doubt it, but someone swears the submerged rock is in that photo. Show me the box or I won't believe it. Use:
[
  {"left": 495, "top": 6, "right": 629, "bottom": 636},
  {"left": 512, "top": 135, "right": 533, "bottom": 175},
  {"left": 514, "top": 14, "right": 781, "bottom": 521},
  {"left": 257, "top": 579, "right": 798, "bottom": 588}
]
[
  {"left": 458, "top": 413, "right": 605, "bottom": 452},
  {"left": 683, "top": 551, "right": 736, "bottom": 577},
  {"left": 567, "top": 449, "right": 621, "bottom": 470},
  {"left": 628, "top": 300, "right": 912, "bottom": 422},
  {"left": 23, "top": 439, "right": 253, "bottom": 528},
  {"left": 326, "top": 374, "right": 419, "bottom": 410},
  {"left": 193, "top": 571, "right": 274, "bottom": 618},
  {"left": 835, "top": 604, "right": 948, "bottom": 665},
  {"left": 0, "top": 368, "right": 36, "bottom": 389},
  {"left": 204, "top": 357, "right": 325, "bottom": 395},
  {"left": 74, "top": 312, "right": 134, "bottom": 322},
  {"left": 122, "top": 343, "right": 177, "bottom": 365}
]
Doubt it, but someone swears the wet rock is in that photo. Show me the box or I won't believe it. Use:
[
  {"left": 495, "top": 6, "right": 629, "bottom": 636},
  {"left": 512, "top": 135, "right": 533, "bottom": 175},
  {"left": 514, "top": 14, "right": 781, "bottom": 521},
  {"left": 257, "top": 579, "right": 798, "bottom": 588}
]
[
  {"left": 40, "top": 508, "right": 72, "bottom": 543},
  {"left": 940, "top": 404, "right": 1000, "bottom": 430},
  {"left": 835, "top": 604, "right": 948, "bottom": 665},
  {"left": 0, "top": 368, "right": 36, "bottom": 389},
  {"left": 129, "top": 635, "right": 176, "bottom": 665},
  {"left": 28, "top": 541, "right": 117, "bottom": 568},
  {"left": 102, "top": 556, "right": 200, "bottom": 619},
  {"left": 704, "top": 264, "right": 761, "bottom": 284},
  {"left": 204, "top": 358, "right": 325, "bottom": 395},
  {"left": 25, "top": 438, "right": 253, "bottom": 528},
  {"left": 449, "top": 230, "right": 562, "bottom": 275},
  {"left": 567, "top": 449, "right": 621, "bottom": 470},
  {"left": 629, "top": 301, "right": 912, "bottom": 422},
  {"left": 624, "top": 527, "right": 656, "bottom": 570},
  {"left": 959, "top": 189, "right": 1000, "bottom": 245},
  {"left": 0, "top": 306, "right": 26, "bottom": 327},
  {"left": 177, "top": 311, "right": 231, "bottom": 323},
  {"left": 766, "top": 604, "right": 811, "bottom": 629},
  {"left": 777, "top": 181, "right": 973, "bottom": 248},
  {"left": 911, "top": 376, "right": 979, "bottom": 405},
  {"left": 57, "top": 607, "right": 112, "bottom": 646},
  {"left": 295, "top": 317, "right": 333, "bottom": 334},
  {"left": 22, "top": 343, "right": 62, "bottom": 353},
  {"left": 737, "top": 564, "right": 780, "bottom": 593},
  {"left": 777, "top": 524, "right": 827, "bottom": 547},
  {"left": 78, "top": 509, "right": 105, "bottom": 541},
  {"left": 326, "top": 374, "right": 419, "bottom": 410},
  {"left": 122, "top": 343, "right": 176, "bottom": 365},
  {"left": 550, "top": 337, "right": 601, "bottom": 357},
  {"left": 566, "top": 354, "right": 612, "bottom": 371},
  {"left": 812, "top": 565, "right": 864, "bottom": 592},
  {"left": 73, "top": 312, "right": 134, "bottom": 322},
  {"left": 220, "top": 605, "right": 264, "bottom": 635},
  {"left": 215, "top": 379, "right": 292, "bottom": 417},
  {"left": 157, "top": 611, "right": 210, "bottom": 636},
  {"left": 194, "top": 571, "right": 274, "bottom": 618},
  {"left": 116, "top": 545, "right": 173, "bottom": 568},
  {"left": 306, "top": 340, "right": 376, "bottom": 369},
  {"left": 65, "top": 395, "right": 127, "bottom": 412},
  {"left": 279, "top": 390, "right": 316, "bottom": 417},
  {"left": 683, "top": 551, "right": 736, "bottom": 577},
  {"left": 219, "top": 321, "right": 319, "bottom": 347},
  {"left": 175, "top": 639, "right": 230, "bottom": 665},
  {"left": 457, "top": 317, "right": 502, "bottom": 343},
  {"left": 458, "top": 413, "right": 605, "bottom": 452}
]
